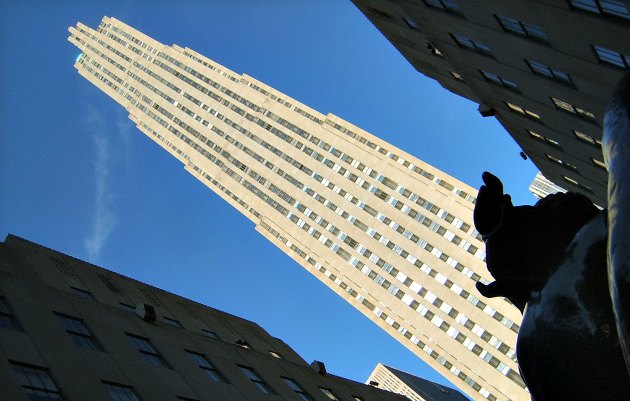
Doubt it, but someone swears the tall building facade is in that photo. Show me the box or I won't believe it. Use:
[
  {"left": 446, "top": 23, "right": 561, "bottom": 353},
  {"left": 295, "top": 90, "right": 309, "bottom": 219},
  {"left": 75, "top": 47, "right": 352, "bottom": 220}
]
[
  {"left": 352, "top": 0, "right": 630, "bottom": 206},
  {"left": 68, "top": 17, "right": 525, "bottom": 401},
  {"left": 0, "top": 234, "right": 409, "bottom": 401},
  {"left": 367, "top": 363, "right": 471, "bottom": 401},
  {"left": 528, "top": 172, "right": 567, "bottom": 200}
]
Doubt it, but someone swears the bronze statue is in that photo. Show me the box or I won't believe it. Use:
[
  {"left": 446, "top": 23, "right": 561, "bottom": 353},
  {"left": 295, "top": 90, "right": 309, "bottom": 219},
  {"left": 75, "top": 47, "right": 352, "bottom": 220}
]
[{"left": 473, "top": 75, "right": 630, "bottom": 400}]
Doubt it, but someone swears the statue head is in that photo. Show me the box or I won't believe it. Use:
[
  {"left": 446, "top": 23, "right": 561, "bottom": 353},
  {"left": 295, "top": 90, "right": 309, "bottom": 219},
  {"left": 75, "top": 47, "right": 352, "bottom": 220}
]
[{"left": 473, "top": 172, "right": 598, "bottom": 311}]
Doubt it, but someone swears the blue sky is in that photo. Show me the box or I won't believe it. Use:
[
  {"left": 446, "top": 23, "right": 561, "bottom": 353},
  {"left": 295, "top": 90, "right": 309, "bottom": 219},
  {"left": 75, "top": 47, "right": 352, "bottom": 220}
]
[{"left": 0, "top": 0, "right": 538, "bottom": 391}]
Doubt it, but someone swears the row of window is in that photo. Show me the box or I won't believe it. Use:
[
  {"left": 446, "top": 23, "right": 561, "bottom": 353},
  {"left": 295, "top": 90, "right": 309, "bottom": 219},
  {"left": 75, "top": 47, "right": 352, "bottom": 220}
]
[
  {"left": 260, "top": 222, "right": 521, "bottom": 401},
  {"left": 73, "top": 23, "right": 524, "bottom": 398},
  {"left": 89, "top": 23, "right": 520, "bottom": 340},
  {"left": 5, "top": 300, "right": 351, "bottom": 400},
  {"left": 424, "top": 0, "right": 629, "bottom": 21},
  {"left": 91, "top": 33, "right": 492, "bottom": 294},
  {"left": 75, "top": 18, "right": 524, "bottom": 338},
  {"left": 78, "top": 23, "right": 484, "bottom": 272},
  {"left": 397, "top": 6, "right": 615, "bottom": 191},
  {"left": 8, "top": 359, "right": 359, "bottom": 401}
]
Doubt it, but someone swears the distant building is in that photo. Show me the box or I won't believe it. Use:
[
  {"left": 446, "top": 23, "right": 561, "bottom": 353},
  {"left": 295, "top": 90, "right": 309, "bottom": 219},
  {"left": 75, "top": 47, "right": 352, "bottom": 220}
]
[
  {"left": 352, "top": 0, "right": 629, "bottom": 206},
  {"left": 69, "top": 17, "right": 525, "bottom": 401},
  {"left": 368, "top": 363, "right": 471, "bottom": 401},
  {"left": 0, "top": 234, "right": 409, "bottom": 401},
  {"left": 528, "top": 172, "right": 567, "bottom": 199}
]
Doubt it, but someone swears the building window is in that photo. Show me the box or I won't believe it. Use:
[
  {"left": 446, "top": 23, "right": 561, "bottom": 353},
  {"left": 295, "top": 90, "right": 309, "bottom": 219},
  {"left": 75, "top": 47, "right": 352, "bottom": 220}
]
[
  {"left": 10, "top": 361, "right": 63, "bottom": 401},
  {"left": 495, "top": 15, "right": 548, "bottom": 42},
  {"left": 450, "top": 71, "right": 463, "bottom": 80},
  {"left": 428, "top": 43, "right": 443, "bottom": 56},
  {"left": 423, "top": 0, "right": 462, "bottom": 14},
  {"left": 527, "top": 130, "right": 561, "bottom": 147},
  {"left": 320, "top": 387, "right": 340, "bottom": 400},
  {"left": 480, "top": 70, "right": 519, "bottom": 91},
  {"left": 592, "top": 158, "right": 608, "bottom": 169},
  {"left": 238, "top": 365, "right": 273, "bottom": 394},
  {"left": 163, "top": 316, "right": 182, "bottom": 328},
  {"left": 402, "top": 17, "right": 421, "bottom": 31},
  {"left": 505, "top": 102, "right": 541, "bottom": 120},
  {"left": 0, "top": 296, "right": 21, "bottom": 330},
  {"left": 103, "top": 382, "right": 141, "bottom": 401},
  {"left": 570, "top": 0, "right": 630, "bottom": 19},
  {"left": 563, "top": 175, "right": 593, "bottom": 191},
  {"left": 551, "top": 97, "right": 596, "bottom": 120},
  {"left": 282, "top": 377, "right": 314, "bottom": 401},
  {"left": 55, "top": 312, "right": 102, "bottom": 350},
  {"left": 547, "top": 154, "right": 578, "bottom": 171},
  {"left": 525, "top": 60, "right": 574, "bottom": 85},
  {"left": 126, "top": 333, "right": 171, "bottom": 368},
  {"left": 451, "top": 34, "right": 492, "bottom": 56},
  {"left": 70, "top": 286, "right": 94, "bottom": 299},
  {"left": 187, "top": 351, "right": 227, "bottom": 382},
  {"left": 269, "top": 350, "right": 282, "bottom": 358},
  {"left": 202, "top": 329, "right": 219, "bottom": 339},
  {"left": 593, "top": 45, "right": 630, "bottom": 68},
  {"left": 573, "top": 129, "right": 602, "bottom": 146}
]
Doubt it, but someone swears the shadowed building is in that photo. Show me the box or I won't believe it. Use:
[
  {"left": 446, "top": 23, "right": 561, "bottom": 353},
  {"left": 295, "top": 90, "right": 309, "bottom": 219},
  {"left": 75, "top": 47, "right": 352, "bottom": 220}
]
[
  {"left": 352, "top": 0, "right": 630, "bottom": 206},
  {"left": 68, "top": 17, "right": 526, "bottom": 401},
  {"left": 0, "top": 234, "right": 411, "bottom": 401},
  {"left": 368, "top": 363, "right": 471, "bottom": 401}
]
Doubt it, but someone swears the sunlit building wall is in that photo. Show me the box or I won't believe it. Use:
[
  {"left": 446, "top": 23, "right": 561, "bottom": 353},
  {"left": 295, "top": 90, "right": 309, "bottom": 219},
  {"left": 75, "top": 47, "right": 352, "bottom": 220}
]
[
  {"left": 367, "top": 363, "right": 471, "bottom": 401},
  {"left": 352, "top": 0, "right": 630, "bottom": 206},
  {"left": 69, "top": 17, "right": 526, "bottom": 401},
  {"left": 528, "top": 172, "right": 567, "bottom": 199}
]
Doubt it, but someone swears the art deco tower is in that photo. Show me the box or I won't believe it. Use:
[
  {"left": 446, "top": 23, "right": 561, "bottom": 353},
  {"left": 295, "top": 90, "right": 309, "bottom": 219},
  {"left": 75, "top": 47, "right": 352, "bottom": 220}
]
[{"left": 69, "top": 17, "right": 526, "bottom": 401}]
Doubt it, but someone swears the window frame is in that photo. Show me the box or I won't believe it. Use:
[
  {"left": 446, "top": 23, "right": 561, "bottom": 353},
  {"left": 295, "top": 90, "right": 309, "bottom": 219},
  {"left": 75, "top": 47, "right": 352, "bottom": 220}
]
[
  {"left": 573, "top": 129, "right": 602, "bottom": 146},
  {"left": 238, "top": 365, "right": 274, "bottom": 394},
  {"left": 505, "top": 101, "right": 542, "bottom": 121},
  {"left": 479, "top": 70, "right": 519, "bottom": 91},
  {"left": 451, "top": 33, "right": 493, "bottom": 56},
  {"left": 423, "top": 0, "right": 463, "bottom": 15},
  {"left": 0, "top": 296, "right": 21, "bottom": 330},
  {"left": 593, "top": 45, "right": 630, "bottom": 68},
  {"left": 570, "top": 0, "right": 630, "bottom": 20},
  {"left": 186, "top": 350, "right": 227, "bottom": 383},
  {"left": 11, "top": 361, "right": 64, "bottom": 401},
  {"left": 103, "top": 381, "right": 141, "bottom": 401},
  {"left": 282, "top": 377, "right": 314, "bottom": 401},
  {"left": 162, "top": 316, "right": 182, "bottom": 328},
  {"left": 551, "top": 97, "right": 596, "bottom": 121},
  {"left": 525, "top": 59, "right": 574, "bottom": 86},
  {"left": 70, "top": 286, "right": 94, "bottom": 299},
  {"left": 495, "top": 15, "right": 549, "bottom": 43},
  {"left": 202, "top": 328, "right": 219, "bottom": 339},
  {"left": 55, "top": 312, "right": 102, "bottom": 350},
  {"left": 527, "top": 130, "right": 561, "bottom": 148},
  {"left": 126, "top": 333, "right": 171, "bottom": 369},
  {"left": 320, "top": 387, "right": 341, "bottom": 400},
  {"left": 563, "top": 175, "right": 593, "bottom": 191},
  {"left": 546, "top": 153, "right": 579, "bottom": 171}
]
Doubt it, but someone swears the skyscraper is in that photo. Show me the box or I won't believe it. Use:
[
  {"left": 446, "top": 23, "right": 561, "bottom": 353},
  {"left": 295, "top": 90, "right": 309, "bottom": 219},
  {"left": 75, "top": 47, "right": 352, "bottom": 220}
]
[
  {"left": 528, "top": 172, "right": 567, "bottom": 200},
  {"left": 367, "top": 363, "right": 471, "bottom": 401},
  {"left": 353, "top": 0, "right": 630, "bottom": 206},
  {"left": 69, "top": 17, "right": 525, "bottom": 401}
]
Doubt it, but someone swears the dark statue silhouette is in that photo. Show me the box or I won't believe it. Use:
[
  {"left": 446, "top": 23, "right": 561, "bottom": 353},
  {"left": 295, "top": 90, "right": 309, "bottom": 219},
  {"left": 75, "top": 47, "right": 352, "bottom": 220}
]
[{"left": 473, "top": 75, "right": 630, "bottom": 401}]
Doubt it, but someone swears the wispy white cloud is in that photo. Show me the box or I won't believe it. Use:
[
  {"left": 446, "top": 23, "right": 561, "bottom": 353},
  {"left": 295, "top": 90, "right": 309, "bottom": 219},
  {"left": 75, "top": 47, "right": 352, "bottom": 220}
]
[{"left": 83, "top": 105, "right": 118, "bottom": 263}]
